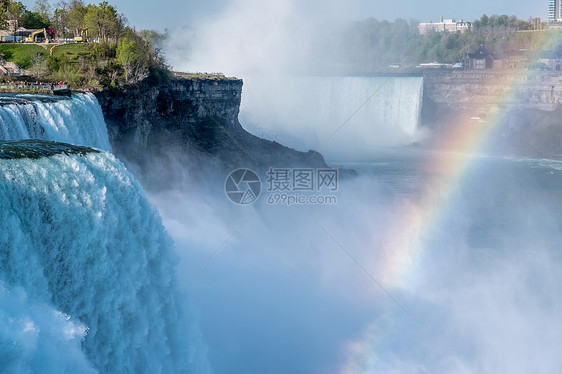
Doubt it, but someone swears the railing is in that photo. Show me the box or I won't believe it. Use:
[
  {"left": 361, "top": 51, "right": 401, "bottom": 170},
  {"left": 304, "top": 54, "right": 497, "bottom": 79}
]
[
  {"left": 173, "top": 71, "right": 226, "bottom": 78},
  {"left": 0, "top": 83, "right": 69, "bottom": 91}
]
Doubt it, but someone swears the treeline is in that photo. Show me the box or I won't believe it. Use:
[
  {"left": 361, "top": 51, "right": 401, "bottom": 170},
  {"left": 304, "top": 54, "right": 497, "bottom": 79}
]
[
  {"left": 0, "top": 0, "right": 51, "bottom": 30},
  {"left": 472, "top": 14, "right": 537, "bottom": 32},
  {"left": 51, "top": 0, "right": 124, "bottom": 41},
  {"left": 319, "top": 15, "right": 554, "bottom": 72},
  {"left": 0, "top": 0, "right": 125, "bottom": 39},
  {"left": 0, "top": 0, "right": 167, "bottom": 88}
]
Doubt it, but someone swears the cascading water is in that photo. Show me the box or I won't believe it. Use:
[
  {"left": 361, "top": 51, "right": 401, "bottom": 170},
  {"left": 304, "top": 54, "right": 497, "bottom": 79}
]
[
  {"left": 0, "top": 144, "right": 194, "bottom": 373},
  {"left": 0, "top": 93, "right": 111, "bottom": 151},
  {"left": 239, "top": 75, "right": 424, "bottom": 161},
  {"left": 0, "top": 93, "right": 210, "bottom": 373}
]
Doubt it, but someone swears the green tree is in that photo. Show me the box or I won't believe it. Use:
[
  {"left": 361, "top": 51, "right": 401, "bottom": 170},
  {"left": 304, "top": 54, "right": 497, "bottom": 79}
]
[
  {"left": 67, "top": 4, "right": 86, "bottom": 37},
  {"left": 52, "top": 7, "right": 69, "bottom": 38},
  {"left": 23, "top": 11, "right": 49, "bottom": 29},
  {"left": 515, "top": 19, "right": 532, "bottom": 31},
  {"left": 84, "top": 1, "right": 122, "bottom": 42},
  {"left": 116, "top": 35, "right": 149, "bottom": 82},
  {"left": 138, "top": 29, "right": 166, "bottom": 49},
  {"left": 33, "top": 0, "right": 51, "bottom": 21},
  {"left": 0, "top": 7, "right": 6, "bottom": 30}
]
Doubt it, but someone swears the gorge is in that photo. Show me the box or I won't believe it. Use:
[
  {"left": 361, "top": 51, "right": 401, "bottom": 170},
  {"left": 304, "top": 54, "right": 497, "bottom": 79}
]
[
  {"left": 1, "top": 69, "right": 562, "bottom": 373},
  {"left": 93, "top": 71, "right": 562, "bottom": 168}
]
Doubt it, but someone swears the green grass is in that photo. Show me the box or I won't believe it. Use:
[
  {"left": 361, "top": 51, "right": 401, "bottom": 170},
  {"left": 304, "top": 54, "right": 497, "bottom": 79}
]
[
  {"left": 51, "top": 43, "right": 91, "bottom": 60},
  {"left": 0, "top": 44, "right": 49, "bottom": 69}
]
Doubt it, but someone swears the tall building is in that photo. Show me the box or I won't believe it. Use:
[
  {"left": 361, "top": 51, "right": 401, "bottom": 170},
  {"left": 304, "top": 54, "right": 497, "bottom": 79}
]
[{"left": 549, "top": 0, "right": 562, "bottom": 23}]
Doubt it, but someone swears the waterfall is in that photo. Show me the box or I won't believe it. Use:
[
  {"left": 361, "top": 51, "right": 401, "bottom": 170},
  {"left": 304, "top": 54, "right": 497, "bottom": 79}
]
[
  {"left": 0, "top": 93, "right": 210, "bottom": 372},
  {"left": 240, "top": 75, "right": 424, "bottom": 161},
  {"left": 0, "top": 93, "right": 111, "bottom": 151},
  {"left": 0, "top": 147, "right": 191, "bottom": 373}
]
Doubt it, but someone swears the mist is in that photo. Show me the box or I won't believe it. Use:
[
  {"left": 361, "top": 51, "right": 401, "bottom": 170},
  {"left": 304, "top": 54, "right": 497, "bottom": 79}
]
[
  {"left": 156, "top": 1, "right": 562, "bottom": 372},
  {"left": 165, "top": 0, "right": 360, "bottom": 76},
  {"left": 143, "top": 149, "right": 562, "bottom": 373},
  {"left": 239, "top": 75, "right": 427, "bottom": 161},
  {"left": 164, "top": 0, "right": 433, "bottom": 162}
]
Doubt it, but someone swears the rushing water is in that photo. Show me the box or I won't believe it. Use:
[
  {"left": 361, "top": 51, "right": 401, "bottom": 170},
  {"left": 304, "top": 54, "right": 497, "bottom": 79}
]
[
  {"left": 0, "top": 149, "right": 192, "bottom": 373},
  {"left": 0, "top": 95, "right": 209, "bottom": 373},
  {"left": 0, "top": 93, "right": 111, "bottom": 151},
  {"left": 239, "top": 76, "right": 424, "bottom": 161}
]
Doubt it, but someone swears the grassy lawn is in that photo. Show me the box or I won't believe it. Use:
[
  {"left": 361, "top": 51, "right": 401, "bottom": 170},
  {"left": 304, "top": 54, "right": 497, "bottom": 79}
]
[
  {"left": 0, "top": 44, "right": 49, "bottom": 69},
  {"left": 51, "top": 43, "right": 91, "bottom": 60},
  {"left": 0, "top": 43, "right": 92, "bottom": 70}
]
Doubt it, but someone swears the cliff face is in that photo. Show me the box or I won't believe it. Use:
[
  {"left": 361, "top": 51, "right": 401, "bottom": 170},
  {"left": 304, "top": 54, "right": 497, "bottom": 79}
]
[
  {"left": 423, "top": 70, "right": 562, "bottom": 111},
  {"left": 421, "top": 70, "right": 562, "bottom": 156},
  {"left": 95, "top": 78, "right": 327, "bottom": 185}
]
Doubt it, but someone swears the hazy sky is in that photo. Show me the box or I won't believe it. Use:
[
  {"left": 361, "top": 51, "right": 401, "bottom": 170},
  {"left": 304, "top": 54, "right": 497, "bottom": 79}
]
[{"left": 22, "top": 0, "right": 548, "bottom": 32}]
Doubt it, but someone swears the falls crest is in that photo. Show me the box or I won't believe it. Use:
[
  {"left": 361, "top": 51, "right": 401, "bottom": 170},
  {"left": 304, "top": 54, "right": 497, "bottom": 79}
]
[
  {"left": 240, "top": 75, "right": 424, "bottom": 161},
  {"left": 0, "top": 93, "right": 111, "bottom": 151}
]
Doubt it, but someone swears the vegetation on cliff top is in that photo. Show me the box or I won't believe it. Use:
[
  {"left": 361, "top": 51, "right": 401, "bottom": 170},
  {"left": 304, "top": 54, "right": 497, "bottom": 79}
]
[
  {"left": 315, "top": 15, "right": 559, "bottom": 71},
  {"left": 0, "top": 3, "right": 555, "bottom": 87},
  {"left": 0, "top": 0, "right": 169, "bottom": 90}
]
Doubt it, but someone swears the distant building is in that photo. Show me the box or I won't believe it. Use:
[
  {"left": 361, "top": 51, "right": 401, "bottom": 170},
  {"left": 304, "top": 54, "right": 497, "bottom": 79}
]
[
  {"left": 418, "top": 17, "right": 471, "bottom": 35},
  {"left": 466, "top": 45, "right": 494, "bottom": 70},
  {"left": 534, "top": 17, "right": 543, "bottom": 30},
  {"left": 549, "top": 0, "right": 562, "bottom": 22}
]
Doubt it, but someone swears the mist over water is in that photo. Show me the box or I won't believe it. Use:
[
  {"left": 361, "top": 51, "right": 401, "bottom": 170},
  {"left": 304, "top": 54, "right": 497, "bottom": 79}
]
[
  {"left": 240, "top": 75, "right": 425, "bottom": 161},
  {"left": 150, "top": 149, "right": 562, "bottom": 373},
  {"left": 161, "top": 1, "right": 562, "bottom": 372}
]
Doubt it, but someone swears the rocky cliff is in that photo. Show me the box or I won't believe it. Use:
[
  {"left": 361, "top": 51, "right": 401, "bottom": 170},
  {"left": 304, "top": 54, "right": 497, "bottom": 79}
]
[
  {"left": 421, "top": 70, "right": 562, "bottom": 156},
  {"left": 95, "top": 77, "right": 327, "bottom": 186}
]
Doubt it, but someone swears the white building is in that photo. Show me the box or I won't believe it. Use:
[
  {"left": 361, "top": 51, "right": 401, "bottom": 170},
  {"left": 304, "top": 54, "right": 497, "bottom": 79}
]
[
  {"left": 549, "top": 0, "right": 562, "bottom": 23},
  {"left": 418, "top": 17, "right": 472, "bottom": 35}
]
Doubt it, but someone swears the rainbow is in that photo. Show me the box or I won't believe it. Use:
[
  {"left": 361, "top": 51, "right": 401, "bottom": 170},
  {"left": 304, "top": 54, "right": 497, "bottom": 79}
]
[{"left": 338, "top": 29, "right": 562, "bottom": 373}]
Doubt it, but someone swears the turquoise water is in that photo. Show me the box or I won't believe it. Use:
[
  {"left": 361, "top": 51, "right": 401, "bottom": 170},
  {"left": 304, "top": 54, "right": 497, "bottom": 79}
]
[{"left": 0, "top": 94, "right": 208, "bottom": 373}]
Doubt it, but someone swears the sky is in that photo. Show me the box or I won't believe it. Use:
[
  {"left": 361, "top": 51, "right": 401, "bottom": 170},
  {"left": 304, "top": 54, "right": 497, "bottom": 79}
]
[{"left": 21, "top": 0, "right": 548, "bottom": 32}]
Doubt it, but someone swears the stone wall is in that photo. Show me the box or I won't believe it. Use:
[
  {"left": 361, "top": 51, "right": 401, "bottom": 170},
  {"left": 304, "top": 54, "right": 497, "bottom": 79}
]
[
  {"left": 423, "top": 70, "right": 562, "bottom": 112},
  {"left": 421, "top": 70, "right": 562, "bottom": 156}
]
